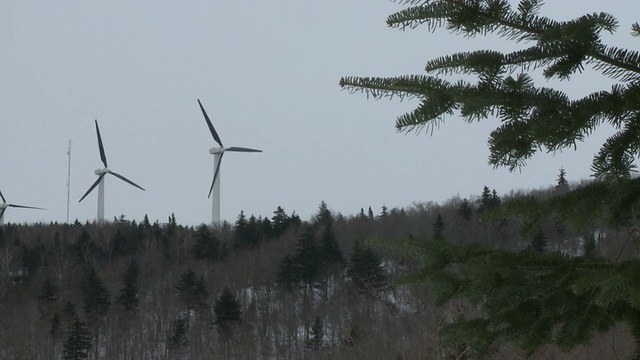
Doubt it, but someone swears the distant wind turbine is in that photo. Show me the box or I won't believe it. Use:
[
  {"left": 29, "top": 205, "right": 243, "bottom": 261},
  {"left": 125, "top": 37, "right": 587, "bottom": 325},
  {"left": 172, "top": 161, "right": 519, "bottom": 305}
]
[
  {"left": 79, "top": 120, "right": 145, "bottom": 222},
  {"left": 197, "top": 99, "right": 262, "bottom": 225},
  {"left": 0, "top": 190, "right": 45, "bottom": 226}
]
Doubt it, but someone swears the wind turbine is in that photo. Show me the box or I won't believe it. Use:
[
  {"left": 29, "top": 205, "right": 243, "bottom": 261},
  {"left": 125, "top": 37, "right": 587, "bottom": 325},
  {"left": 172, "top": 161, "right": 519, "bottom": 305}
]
[
  {"left": 0, "top": 190, "right": 45, "bottom": 226},
  {"left": 79, "top": 120, "right": 145, "bottom": 222},
  {"left": 197, "top": 99, "right": 262, "bottom": 225}
]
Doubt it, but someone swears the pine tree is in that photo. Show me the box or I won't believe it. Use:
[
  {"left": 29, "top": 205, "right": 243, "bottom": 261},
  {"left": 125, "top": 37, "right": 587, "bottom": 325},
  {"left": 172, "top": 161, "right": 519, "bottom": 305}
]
[
  {"left": 116, "top": 257, "right": 139, "bottom": 313},
  {"left": 191, "top": 224, "right": 219, "bottom": 261},
  {"left": 319, "top": 225, "right": 344, "bottom": 265},
  {"left": 346, "top": 241, "right": 387, "bottom": 295},
  {"left": 213, "top": 286, "right": 242, "bottom": 338},
  {"left": 38, "top": 276, "right": 58, "bottom": 303},
  {"left": 458, "top": 198, "right": 473, "bottom": 221},
  {"left": 62, "top": 314, "right": 92, "bottom": 360},
  {"left": 176, "top": 269, "right": 209, "bottom": 312},
  {"left": 81, "top": 267, "right": 110, "bottom": 318},
  {"left": 276, "top": 255, "right": 299, "bottom": 291},
  {"left": 530, "top": 229, "right": 548, "bottom": 253},
  {"left": 271, "top": 206, "right": 290, "bottom": 237},
  {"left": 168, "top": 317, "right": 189, "bottom": 349},
  {"left": 341, "top": 1, "right": 640, "bottom": 355},
  {"left": 556, "top": 167, "right": 568, "bottom": 188},
  {"left": 50, "top": 311, "right": 62, "bottom": 336},
  {"left": 307, "top": 315, "right": 323, "bottom": 351},
  {"left": 432, "top": 213, "right": 445, "bottom": 240}
]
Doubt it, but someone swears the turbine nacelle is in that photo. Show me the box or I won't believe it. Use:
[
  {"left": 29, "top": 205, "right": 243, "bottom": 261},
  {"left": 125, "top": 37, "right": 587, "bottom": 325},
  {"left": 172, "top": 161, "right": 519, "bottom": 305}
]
[
  {"left": 209, "top": 147, "right": 225, "bottom": 155},
  {"left": 95, "top": 168, "right": 109, "bottom": 176}
]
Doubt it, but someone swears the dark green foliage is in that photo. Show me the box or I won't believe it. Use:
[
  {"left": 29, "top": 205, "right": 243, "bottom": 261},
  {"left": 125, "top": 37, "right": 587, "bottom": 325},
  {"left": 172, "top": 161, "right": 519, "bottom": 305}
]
[
  {"left": 169, "top": 317, "right": 188, "bottom": 349},
  {"left": 556, "top": 168, "right": 568, "bottom": 189},
  {"left": 584, "top": 233, "right": 598, "bottom": 258},
  {"left": 271, "top": 206, "right": 290, "bottom": 237},
  {"left": 213, "top": 286, "right": 242, "bottom": 338},
  {"left": 175, "top": 269, "right": 209, "bottom": 311},
  {"left": 458, "top": 198, "right": 473, "bottom": 221},
  {"left": 116, "top": 258, "right": 139, "bottom": 313},
  {"left": 432, "top": 213, "right": 445, "bottom": 240},
  {"left": 62, "top": 314, "right": 92, "bottom": 360},
  {"left": 192, "top": 224, "right": 219, "bottom": 261},
  {"left": 276, "top": 255, "right": 298, "bottom": 291},
  {"left": 50, "top": 311, "right": 62, "bottom": 336},
  {"left": 346, "top": 241, "right": 387, "bottom": 295},
  {"left": 478, "top": 186, "right": 501, "bottom": 214},
  {"left": 531, "top": 230, "right": 548, "bottom": 253},
  {"left": 307, "top": 315, "right": 323, "bottom": 350},
  {"left": 111, "top": 228, "right": 138, "bottom": 258},
  {"left": 315, "top": 201, "right": 333, "bottom": 228},
  {"left": 38, "top": 277, "right": 58, "bottom": 303},
  {"left": 293, "top": 228, "right": 322, "bottom": 288},
  {"left": 21, "top": 241, "right": 45, "bottom": 276},
  {"left": 276, "top": 226, "right": 333, "bottom": 290},
  {"left": 342, "top": 1, "right": 640, "bottom": 355},
  {"left": 81, "top": 267, "right": 110, "bottom": 318},
  {"left": 319, "top": 225, "right": 344, "bottom": 265},
  {"left": 391, "top": 239, "right": 640, "bottom": 358},
  {"left": 344, "top": 324, "right": 361, "bottom": 348},
  {"left": 62, "top": 301, "right": 76, "bottom": 319}
]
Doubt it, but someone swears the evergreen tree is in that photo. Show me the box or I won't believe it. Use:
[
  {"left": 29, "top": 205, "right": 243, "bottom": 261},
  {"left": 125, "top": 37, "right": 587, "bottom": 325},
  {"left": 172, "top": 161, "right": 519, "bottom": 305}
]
[
  {"left": 432, "top": 213, "right": 445, "bottom": 240},
  {"left": 81, "top": 267, "right": 110, "bottom": 318},
  {"left": 191, "top": 224, "right": 219, "bottom": 261},
  {"left": 319, "top": 225, "right": 344, "bottom": 265},
  {"left": 213, "top": 286, "right": 242, "bottom": 338},
  {"left": 276, "top": 255, "right": 298, "bottom": 291},
  {"left": 341, "top": 0, "right": 640, "bottom": 355},
  {"left": 168, "top": 317, "right": 189, "bottom": 349},
  {"left": 458, "top": 198, "right": 473, "bottom": 221},
  {"left": 531, "top": 229, "right": 548, "bottom": 253},
  {"left": 307, "top": 315, "right": 323, "bottom": 351},
  {"left": 38, "top": 276, "right": 58, "bottom": 303},
  {"left": 367, "top": 206, "right": 374, "bottom": 220},
  {"left": 293, "top": 228, "right": 322, "bottom": 288},
  {"left": 271, "top": 206, "right": 290, "bottom": 237},
  {"left": 556, "top": 167, "right": 568, "bottom": 188},
  {"left": 175, "top": 269, "right": 209, "bottom": 312},
  {"left": 61, "top": 314, "right": 92, "bottom": 360},
  {"left": 116, "top": 257, "right": 140, "bottom": 313},
  {"left": 315, "top": 201, "right": 333, "bottom": 228},
  {"left": 50, "top": 311, "right": 62, "bottom": 336},
  {"left": 346, "top": 241, "right": 387, "bottom": 295}
]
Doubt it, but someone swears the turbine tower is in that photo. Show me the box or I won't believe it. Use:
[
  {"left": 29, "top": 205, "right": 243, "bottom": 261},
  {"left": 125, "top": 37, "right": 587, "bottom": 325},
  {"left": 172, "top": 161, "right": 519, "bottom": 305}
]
[
  {"left": 197, "top": 99, "right": 262, "bottom": 225},
  {"left": 0, "top": 190, "right": 44, "bottom": 226},
  {"left": 79, "top": 120, "right": 145, "bottom": 223}
]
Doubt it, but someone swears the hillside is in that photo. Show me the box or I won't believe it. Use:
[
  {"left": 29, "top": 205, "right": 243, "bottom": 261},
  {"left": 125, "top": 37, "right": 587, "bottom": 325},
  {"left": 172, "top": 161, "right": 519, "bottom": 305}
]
[{"left": 0, "top": 184, "right": 635, "bottom": 359}]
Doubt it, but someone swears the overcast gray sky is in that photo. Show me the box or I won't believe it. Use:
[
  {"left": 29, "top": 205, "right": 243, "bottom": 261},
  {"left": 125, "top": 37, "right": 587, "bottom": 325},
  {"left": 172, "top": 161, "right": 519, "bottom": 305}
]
[{"left": 1, "top": 1, "right": 637, "bottom": 225}]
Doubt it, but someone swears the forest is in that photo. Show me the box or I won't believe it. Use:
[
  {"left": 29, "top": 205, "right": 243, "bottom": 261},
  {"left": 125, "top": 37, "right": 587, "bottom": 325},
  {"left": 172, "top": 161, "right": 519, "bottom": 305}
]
[{"left": 0, "top": 175, "right": 636, "bottom": 359}]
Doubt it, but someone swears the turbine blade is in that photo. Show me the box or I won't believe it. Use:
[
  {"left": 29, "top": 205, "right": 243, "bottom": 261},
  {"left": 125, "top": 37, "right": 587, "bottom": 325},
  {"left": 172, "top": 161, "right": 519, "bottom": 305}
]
[
  {"left": 226, "top": 146, "right": 263, "bottom": 153},
  {"left": 7, "top": 204, "right": 45, "bottom": 210},
  {"left": 95, "top": 120, "right": 108, "bottom": 168},
  {"left": 0, "top": 208, "right": 5, "bottom": 220},
  {"left": 109, "top": 171, "right": 145, "bottom": 191},
  {"left": 197, "top": 99, "right": 223, "bottom": 147},
  {"left": 208, "top": 152, "right": 224, "bottom": 198},
  {"left": 79, "top": 174, "right": 105, "bottom": 203},
  {"left": 0, "top": 191, "right": 5, "bottom": 203}
]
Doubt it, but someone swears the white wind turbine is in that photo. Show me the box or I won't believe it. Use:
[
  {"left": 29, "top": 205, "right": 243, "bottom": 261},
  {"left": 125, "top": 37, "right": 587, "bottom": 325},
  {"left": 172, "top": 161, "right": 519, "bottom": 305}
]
[
  {"left": 78, "top": 120, "right": 145, "bottom": 222},
  {"left": 197, "top": 99, "right": 262, "bottom": 225},
  {"left": 0, "top": 190, "right": 45, "bottom": 226}
]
